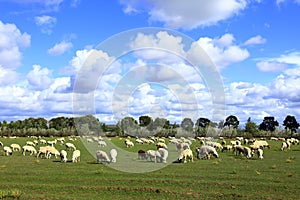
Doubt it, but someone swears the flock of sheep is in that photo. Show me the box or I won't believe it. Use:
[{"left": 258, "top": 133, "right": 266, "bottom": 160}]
[
  {"left": 0, "top": 136, "right": 80, "bottom": 163},
  {"left": 83, "top": 134, "right": 299, "bottom": 165},
  {"left": 1, "top": 135, "right": 299, "bottom": 165}
]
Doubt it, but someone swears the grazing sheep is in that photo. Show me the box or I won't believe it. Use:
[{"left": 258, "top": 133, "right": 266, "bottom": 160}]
[
  {"left": 60, "top": 150, "right": 68, "bottom": 162},
  {"left": 96, "top": 150, "right": 110, "bottom": 164},
  {"left": 10, "top": 143, "right": 21, "bottom": 151},
  {"left": 135, "top": 138, "right": 144, "bottom": 144},
  {"left": 47, "top": 147, "right": 60, "bottom": 159},
  {"left": 3, "top": 146, "right": 13, "bottom": 156},
  {"left": 146, "top": 150, "right": 161, "bottom": 163},
  {"left": 137, "top": 150, "right": 147, "bottom": 160},
  {"left": 110, "top": 149, "right": 118, "bottom": 163},
  {"left": 57, "top": 137, "right": 65, "bottom": 144},
  {"left": 221, "top": 145, "right": 233, "bottom": 152},
  {"left": 0, "top": 141, "right": 3, "bottom": 146},
  {"left": 124, "top": 139, "right": 134, "bottom": 148},
  {"left": 65, "top": 142, "right": 76, "bottom": 151},
  {"left": 22, "top": 145, "right": 37, "bottom": 156},
  {"left": 26, "top": 141, "right": 35, "bottom": 146},
  {"left": 196, "top": 145, "right": 219, "bottom": 159},
  {"left": 281, "top": 141, "right": 290, "bottom": 151},
  {"left": 253, "top": 140, "right": 270, "bottom": 149},
  {"left": 72, "top": 150, "right": 81, "bottom": 163},
  {"left": 37, "top": 146, "right": 52, "bottom": 158},
  {"left": 156, "top": 142, "right": 168, "bottom": 150},
  {"left": 234, "top": 145, "right": 253, "bottom": 159},
  {"left": 157, "top": 148, "right": 168, "bottom": 163},
  {"left": 39, "top": 139, "right": 47, "bottom": 145},
  {"left": 178, "top": 149, "right": 194, "bottom": 163},
  {"left": 98, "top": 140, "right": 107, "bottom": 147},
  {"left": 47, "top": 139, "right": 57, "bottom": 147}
]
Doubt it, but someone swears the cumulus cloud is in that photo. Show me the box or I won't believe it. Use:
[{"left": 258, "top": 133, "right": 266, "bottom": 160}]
[
  {"left": 0, "top": 21, "right": 31, "bottom": 69},
  {"left": 0, "top": 66, "right": 19, "bottom": 86},
  {"left": 256, "top": 51, "right": 300, "bottom": 72},
  {"left": 256, "top": 61, "right": 288, "bottom": 72},
  {"left": 244, "top": 35, "right": 266, "bottom": 46},
  {"left": 26, "top": 65, "right": 53, "bottom": 90},
  {"left": 35, "top": 15, "right": 57, "bottom": 34},
  {"left": 191, "top": 33, "right": 249, "bottom": 71},
  {"left": 120, "top": 0, "right": 248, "bottom": 29},
  {"left": 47, "top": 41, "right": 73, "bottom": 56}
]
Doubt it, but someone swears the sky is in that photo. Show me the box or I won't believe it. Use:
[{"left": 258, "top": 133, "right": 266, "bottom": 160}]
[{"left": 0, "top": 0, "right": 300, "bottom": 127}]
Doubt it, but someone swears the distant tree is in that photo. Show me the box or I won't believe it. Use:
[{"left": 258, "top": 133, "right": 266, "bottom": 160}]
[
  {"left": 259, "top": 116, "right": 279, "bottom": 132},
  {"left": 181, "top": 118, "right": 194, "bottom": 132},
  {"left": 283, "top": 115, "right": 299, "bottom": 136},
  {"left": 245, "top": 118, "right": 259, "bottom": 137},
  {"left": 119, "top": 116, "right": 138, "bottom": 136},
  {"left": 195, "top": 117, "right": 211, "bottom": 128},
  {"left": 139, "top": 115, "right": 153, "bottom": 127},
  {"left": 195, "top": 117, "right": 210, "bottom": 136},
  {"left": 224, "top": 115, "right": 239, "bottom": 129},
  {"left": 218, "top": 120, "right": 224, "bottom": 129}
]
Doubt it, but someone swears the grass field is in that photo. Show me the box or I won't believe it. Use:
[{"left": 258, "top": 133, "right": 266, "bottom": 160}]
[{"left": 0, "top": 137, "right": 299, "bottom": 200}]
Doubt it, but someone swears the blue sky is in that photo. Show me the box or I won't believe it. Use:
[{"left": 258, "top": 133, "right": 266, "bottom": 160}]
[{"left": 0, "top": 0, "right": 300, "bottom": 127}]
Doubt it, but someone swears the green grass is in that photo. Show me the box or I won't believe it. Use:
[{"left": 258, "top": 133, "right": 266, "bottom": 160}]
[{"left": 0, "top": 137, "right": 299, "bottom": 199}]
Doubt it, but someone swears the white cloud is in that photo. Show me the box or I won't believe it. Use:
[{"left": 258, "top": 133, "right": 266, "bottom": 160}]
[
  {"left": 12, "top": 0, "right": 65, "bottom": 12},
  {"left": 35, "top": 15, "right": 57, "bottom": 34},
  {"left": 256, "top": 61, "right": 288, "bottom": 72},
  {"left": 256, "top": 51, "right": 300, "bottom": 72},
  {"left": 120, "top": 0, "right": 248, "bottom": 29},
  {"left": 48, "top": 41, "right": 73, "bottom": 56},
  {"left": 26, "top": 65, "right": 53, "bottom": 90},
  {"left": 244, "top": 35, "right": 266, "bottom": 46},
  {"left": 0, "top": 21, "right": 31, "bottom": 69},
  {"left": 0, "top": 66, "right": 19, "bottom": 86},
  {"left": 191, "top": 34, "right": 249, "bottom": 71}
]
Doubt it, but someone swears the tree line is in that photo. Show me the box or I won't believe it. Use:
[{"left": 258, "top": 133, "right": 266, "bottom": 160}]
[{"left": 0, "top": 114, "right": 299, "bottom": 138}]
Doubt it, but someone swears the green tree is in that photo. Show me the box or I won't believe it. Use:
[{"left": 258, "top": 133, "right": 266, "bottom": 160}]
[
  {"left": 259, "top": 116, "right": 279, "bottom": 132},
  {"left": 224, "top": 115, "right": 239, "bottom": 129},
  {"left": 181, "top": 118, "right": 194, "bottom": 132},
  {"left": 245, "top": 117, "right": 259, "bottom": 137},
  {"left": 283, "top": 115, "right": 299, "bottom": 136},
  {"left": 139, "top": 115, "right": 153, "bottom": 127}
]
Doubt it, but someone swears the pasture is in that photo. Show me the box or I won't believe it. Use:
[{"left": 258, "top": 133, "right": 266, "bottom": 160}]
[{"left": 0, "top": 136, "right": 299, "bottom": 200}]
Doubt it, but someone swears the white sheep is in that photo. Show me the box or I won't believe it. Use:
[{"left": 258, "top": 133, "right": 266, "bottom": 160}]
[
  {"left": 47, "top": 147, "right": 60, "bottom": 159},
  {"left": 125, "top": 139, "right": 134, "bottom": 148},
  {"left": 37, "top": 146, "right": 52, "bottom": 158},
  {"left": 146, "top": 150, "right": 161, "bottom": 163},
  {"left": 65, "top": 142, "right": 76, "bottom": 151},
  {"left": 60, "top": 150, "right": 68, "bottom": 162},
  {"left": 109, "top": 149, "right": 118, "bottom": 163},
  {"left": 22, "top": 145, "right": 37, "bottom": 156},
  {"left": 47, "top": 139, "right": 57, "bottom": 147},
  {"left": 96, "top": 150, "right": 110, "bottom": 164},
  {"left": 156, "top": 142, "right": 168, "bottom": 150},
  {"left": 98, "top": 140, "right": 107, "bottom": 147},
  {"left": 0, "top": 141, "right": 3, "bottom": 146},
  {"left": 281, "top": 141, "right": 290, "bottom": 151},
  {"left": 195, "top": 145, "right": 219, "bottom": 159},
  {"left": 26, "top": 141, "right": 35, "bottom": 146},
  {"left": 234, "top": 145, "right": 253, "bottom": 159},
  {"left": 10, "top": 143, "right": 21, "bottom": 151},
  {"left": 39, "top": 139, "right": 47, "bottom": 145},
  {"left": 178, "top": 149, "right": 194, "bottom": 163},
  {"left": 157, "top": 148, "right": 168, "bottom": 163},
  {"left": 3, "top": 146, "right": 12, "bottom": 156},
  {"left": 135, "top": 138, "right": 144, "bottom": 144},
  {"left": 72, "top": 150, "right": 81, "bottom": 163}
]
